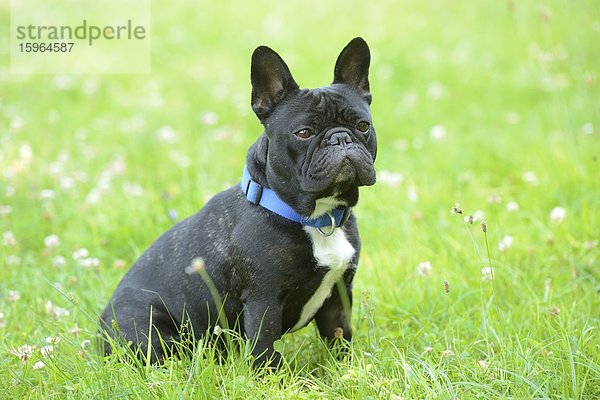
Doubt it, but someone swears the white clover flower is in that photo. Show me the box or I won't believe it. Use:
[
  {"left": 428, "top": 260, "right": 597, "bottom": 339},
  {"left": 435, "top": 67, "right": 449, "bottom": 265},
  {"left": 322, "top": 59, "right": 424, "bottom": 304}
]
[
  {"left": 20, "top": 144, "right": 33, "bottom": 161},
  {"left": 82, "top": 78, "right": 99, "bottom": 95},
  {"left": 85, "top": 189, "right": 101, "bottom": 205},
  {"left": 522, "top": 171, "right": 539, "bottom": 185},
  {"left": 407, "top": 187, "right": 418, "bottom": 202},
  {"left": 97, "top": 174, "right": 112, "bottom": 191},
  {"left": 427, "top": 82, "right": 445, "bottom": 99},
  {"left": 581, "top": 122, "right": 594, "bottom": 135},
  {"left": 45, "top": 301, "right": 70, "bottom": 319},
  {"left": 185, "top": 257, "right": 206, "bottom": 275},
  {"left": 2, "top": 231, "right": 17, "bottom": 247},
  {"left": 109, "top": 158, "right": 126, "bottom": 175},
  {"left": 429, "top": 125, "right": 446, "bottom": 141},
  {"left": 156, "top": 125, "right": 178, "bottom": 143},
  {"left": 122, "top": 182, "right": 144, "bottom": 197},
  {"left": 498, "top": 235, "right": 513, "bottom": 252},
  {"left": 46, "top": 336, "right": 61, "bottom": 345},
  {"left": 72, "top": 248, "right": 89, "bottom": 260},
  {"left": 550, "top": 207, "right": 566, "bottom": 223},
  {"left": 48, "top": 162, "right": 63, "bottom": 175},
  {"left": 32, "top": 361, "right": 46, "bottom": 370},
  {"left": 44, "top": 234, "right": 60, "bottom": 249},
  {"left": 11, "top": 344, "right": 35, "bottom": 362},
  {"left": 478, "top": 360, "right": 490, "bottom": 372},
  {"left": 200, "top": 111, "right": 219, "bottom": 126},
  {"left": 79, "top": 257, "right": 100, "bottom": 268},
  {"left": 378, "top": 170, "right": 404, "bottom": 187},
  {"left": 11, "top": 115, "right": 25, "bottom": 130},
  {"left": 40, "top": 345, "right": 54, "bottom": 357},
  {"left": 0, "top": 205, "right": 12, "bottom": 217},
  {"left": 7, "top": 255, "right": 21, "bottom": 265},
  {"left": 473, "top": 210, "right": 486, "bottom": 221},
  {"left": 416, "top": 261, "right": 433, "bottom": 277},
  {"left": 60, "top": 176, "right": 75, "bottom": 190},
  {"left": 169, "top": 151, "right": 192, "bottom": 168},
  {"left": 40, "top": 189, "right": 56, "bottom": 200},
  {"left": 73, "top": 171, "right": 88, "bottom": 182},
  {"left": 481, "top": 266, "right": 495, "bottom": 281},
  {"left": 52, "top": 75, "right": 74, "bottom": 90},
  {"left": 0, "top": 311, "right": 5, "bottom": 329},
  {"left": 52, "top": 256, "right": 67, "bottom": 268},
  {"left": 8, "top": 290, "right": 20, "bottom": 302},
  {"left": 506, "top": 201, "right": 520, "bottom": 212}
]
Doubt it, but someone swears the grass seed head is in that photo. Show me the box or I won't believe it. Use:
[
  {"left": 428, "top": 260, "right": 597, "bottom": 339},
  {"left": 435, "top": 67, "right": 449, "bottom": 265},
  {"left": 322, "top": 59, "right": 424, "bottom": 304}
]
[
  {"left": 442, "top": 349, "right": 454, "bottom": 358},
  {"left": 450, "top": 203, "right": 463, "bottom": 215},
  {"left": 548, "top": 307, "right": 561, "bottom": 317},
  {"left": 333, "top": 327, "right": 344, "bottom": 339}
]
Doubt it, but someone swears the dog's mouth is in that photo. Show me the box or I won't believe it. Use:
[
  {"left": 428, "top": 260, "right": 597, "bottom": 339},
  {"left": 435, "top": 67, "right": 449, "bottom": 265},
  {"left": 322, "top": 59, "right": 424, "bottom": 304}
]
[{"left": 300, "top": 151, "right": 376, "bottom": 195}]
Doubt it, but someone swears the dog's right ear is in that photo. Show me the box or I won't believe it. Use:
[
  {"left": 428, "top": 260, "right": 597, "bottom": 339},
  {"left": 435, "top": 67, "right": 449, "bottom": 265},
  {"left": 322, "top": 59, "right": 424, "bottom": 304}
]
[{"left": 251, "top": 46, "right": 299, "bottom": 121}]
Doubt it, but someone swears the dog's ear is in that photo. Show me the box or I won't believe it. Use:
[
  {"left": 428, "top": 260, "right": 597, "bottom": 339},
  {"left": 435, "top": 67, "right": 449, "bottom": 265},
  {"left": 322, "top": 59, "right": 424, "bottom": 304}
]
[
  {"left": 333, "top": 37, "right": 372, "bottom": 104},
  {"left": 251, "top": 46, "right": 299, "bottom": 121}
]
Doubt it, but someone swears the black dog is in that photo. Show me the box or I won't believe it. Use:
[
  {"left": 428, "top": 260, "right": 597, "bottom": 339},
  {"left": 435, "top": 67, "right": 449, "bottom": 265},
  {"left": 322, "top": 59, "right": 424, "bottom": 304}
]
[{"left": 100, "top": 37, "right": 377, "bottom": 366}]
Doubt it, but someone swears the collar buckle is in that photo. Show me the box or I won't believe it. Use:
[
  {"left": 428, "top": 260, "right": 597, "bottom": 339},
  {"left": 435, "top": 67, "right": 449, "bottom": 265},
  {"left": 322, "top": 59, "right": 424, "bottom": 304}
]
[{"left": 316, "top": 213, "right": 337, "bottom": 237}]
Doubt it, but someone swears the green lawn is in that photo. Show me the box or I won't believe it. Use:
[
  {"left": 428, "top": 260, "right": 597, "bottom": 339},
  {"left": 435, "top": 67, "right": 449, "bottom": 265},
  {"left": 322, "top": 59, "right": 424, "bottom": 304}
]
[{"left": 1, "top": 0, "right": 599, "bottom": 398}]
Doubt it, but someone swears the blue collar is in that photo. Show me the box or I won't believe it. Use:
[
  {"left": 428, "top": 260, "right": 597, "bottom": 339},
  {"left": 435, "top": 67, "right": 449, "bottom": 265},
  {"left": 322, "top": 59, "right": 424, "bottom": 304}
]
[{"left": 241, "top": 166, "right": 350, "bottom": 235}]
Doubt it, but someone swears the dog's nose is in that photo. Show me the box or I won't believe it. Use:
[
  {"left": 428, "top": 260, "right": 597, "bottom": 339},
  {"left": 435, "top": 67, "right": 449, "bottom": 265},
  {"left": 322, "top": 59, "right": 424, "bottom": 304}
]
[{"left": 327, "top": 131, "right": 353, "bottom": 146}]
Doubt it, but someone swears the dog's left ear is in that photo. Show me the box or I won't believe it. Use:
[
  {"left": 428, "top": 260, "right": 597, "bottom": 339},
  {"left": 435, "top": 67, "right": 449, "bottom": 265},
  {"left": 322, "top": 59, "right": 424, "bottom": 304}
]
[{"left": 333, "top": 37, "right": 372, "bottom": 104}]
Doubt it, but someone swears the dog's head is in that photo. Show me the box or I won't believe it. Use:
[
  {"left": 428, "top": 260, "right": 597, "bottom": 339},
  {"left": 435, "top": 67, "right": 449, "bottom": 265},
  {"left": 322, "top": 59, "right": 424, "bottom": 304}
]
[{"left": 246, "top": 38, "right": 376, "bottom": 216}]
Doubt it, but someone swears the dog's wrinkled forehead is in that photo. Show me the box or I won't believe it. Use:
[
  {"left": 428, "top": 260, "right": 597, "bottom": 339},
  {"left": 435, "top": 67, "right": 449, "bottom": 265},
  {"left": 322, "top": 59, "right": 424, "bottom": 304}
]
[{"left": 270, "top": 85, "right": 371, "bottom": 132}]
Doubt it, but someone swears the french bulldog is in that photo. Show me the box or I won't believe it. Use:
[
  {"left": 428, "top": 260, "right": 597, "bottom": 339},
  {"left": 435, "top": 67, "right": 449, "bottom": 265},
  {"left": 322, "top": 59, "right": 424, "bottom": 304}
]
[{"left": 100, "top": 37, "right": 377, "bottom": 367}]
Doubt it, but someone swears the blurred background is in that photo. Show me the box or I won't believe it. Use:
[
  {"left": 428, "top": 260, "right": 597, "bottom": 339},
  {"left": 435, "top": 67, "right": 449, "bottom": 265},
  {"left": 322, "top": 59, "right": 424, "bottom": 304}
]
[
  {"left": 0, "top": 1, "right": 598, "bottom": 395},
  {"left": 1, "top": 0, "right": 599, "bottom": 318}
]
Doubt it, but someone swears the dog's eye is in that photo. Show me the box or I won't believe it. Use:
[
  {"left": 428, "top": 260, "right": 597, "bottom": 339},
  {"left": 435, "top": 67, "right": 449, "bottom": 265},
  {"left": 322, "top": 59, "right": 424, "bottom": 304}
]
[
  {"left": 295, "top": 128, "right": 313, "bottom": 139},
  {"left": 357, "top": 121, "right": 370, "bottom": 133}
]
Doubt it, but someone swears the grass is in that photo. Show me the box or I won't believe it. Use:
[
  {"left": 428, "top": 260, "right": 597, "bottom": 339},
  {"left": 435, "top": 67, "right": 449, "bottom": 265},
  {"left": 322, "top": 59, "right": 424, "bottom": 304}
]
[{"left": 1, "top": 0, "right": 599, "bottom": 398}]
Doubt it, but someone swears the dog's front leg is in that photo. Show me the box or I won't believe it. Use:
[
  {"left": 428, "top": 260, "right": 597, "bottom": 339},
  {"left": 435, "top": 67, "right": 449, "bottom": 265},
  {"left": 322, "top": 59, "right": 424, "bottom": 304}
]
[
  {"left": 314, "top": 278, "right": 353, "bottom": 344},
  {"left": 242, "top": 296, "right": 282, "bottom": 368}
]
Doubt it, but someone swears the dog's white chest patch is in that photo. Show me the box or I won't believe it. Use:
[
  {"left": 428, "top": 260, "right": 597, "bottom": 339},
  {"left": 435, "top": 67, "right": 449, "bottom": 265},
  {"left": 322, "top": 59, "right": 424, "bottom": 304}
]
[{"left": 291, "top": 227, "right": 355, "bottom": 332}]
